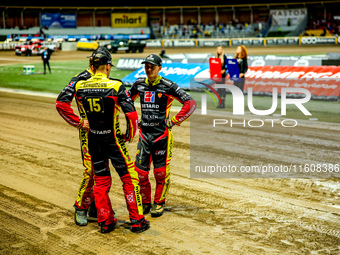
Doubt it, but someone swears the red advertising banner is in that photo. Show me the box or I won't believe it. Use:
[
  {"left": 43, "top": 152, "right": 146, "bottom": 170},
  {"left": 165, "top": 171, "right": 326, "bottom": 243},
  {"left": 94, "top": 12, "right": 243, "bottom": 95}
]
[
  {"left": 209, "top": 58, "right": 222, "bottom": 80},
  {"left": 225, "top": 66, "right": 340, "bottom": 100}
]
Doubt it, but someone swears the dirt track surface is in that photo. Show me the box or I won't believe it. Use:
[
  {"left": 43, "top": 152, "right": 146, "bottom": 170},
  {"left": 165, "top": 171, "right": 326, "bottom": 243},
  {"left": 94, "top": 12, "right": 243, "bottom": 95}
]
[
  {"left": 1, "top": 91, "right": 340, "bottom": 254},
  {"left": 1, "top": 46, "right": 340, "bottom": 254}
]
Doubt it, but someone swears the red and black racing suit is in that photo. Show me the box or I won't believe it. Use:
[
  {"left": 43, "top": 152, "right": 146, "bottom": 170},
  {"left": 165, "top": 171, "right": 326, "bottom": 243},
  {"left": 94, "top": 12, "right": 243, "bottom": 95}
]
[
  {"left": 56, "top": 68, "right": 95, "bottom": 211},
  {"left": 73, "top": 73, "right": 143, "bottom": 226},
  {"left": 129, "top": 76, "right": 196, "bottom": 205}
]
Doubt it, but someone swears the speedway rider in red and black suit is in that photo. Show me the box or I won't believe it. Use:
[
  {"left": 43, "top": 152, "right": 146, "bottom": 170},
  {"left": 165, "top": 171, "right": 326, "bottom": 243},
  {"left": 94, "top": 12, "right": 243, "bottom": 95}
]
[{"left": 129, "top": 54, "right": 196, "bottom": 217}]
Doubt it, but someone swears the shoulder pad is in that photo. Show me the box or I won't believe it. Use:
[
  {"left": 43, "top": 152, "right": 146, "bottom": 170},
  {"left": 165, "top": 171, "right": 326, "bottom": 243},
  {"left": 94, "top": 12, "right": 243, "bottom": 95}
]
[
  {"left": 133, "top": 77, "right": 146, "bottom": 86},
  {"left": 108, "top": 78, "right": 123, "bottom": 87},
  {"left": 71, "top": 70, "right": 92, "bottom": 83},
  {"left": 160, "top": 77, "right": 174, "bottom": 87},
  {"left": 79, "top": 70, "right": 92, "bottom": 79},
  {"left": 108, "top": 78, "right": 123, "bottom": 83}
]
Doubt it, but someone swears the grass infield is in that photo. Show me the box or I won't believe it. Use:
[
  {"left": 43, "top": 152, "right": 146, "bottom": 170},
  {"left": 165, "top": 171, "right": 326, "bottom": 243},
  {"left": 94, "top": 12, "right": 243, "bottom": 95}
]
[
  {"left": 0, "top": 59, "right": 131, "bottom": 94},
  {"left": 0, "top": 59, "right": 339, "bottom": 123}
]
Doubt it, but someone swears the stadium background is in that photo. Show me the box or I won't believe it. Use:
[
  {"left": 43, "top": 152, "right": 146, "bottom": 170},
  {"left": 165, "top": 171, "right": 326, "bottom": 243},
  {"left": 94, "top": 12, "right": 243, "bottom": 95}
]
[
  {"left": 1, "top": 1, "right": 340, "bottom": 41},
  {"left": 1, "top": 2, "right": 340, "bottom": 255}
]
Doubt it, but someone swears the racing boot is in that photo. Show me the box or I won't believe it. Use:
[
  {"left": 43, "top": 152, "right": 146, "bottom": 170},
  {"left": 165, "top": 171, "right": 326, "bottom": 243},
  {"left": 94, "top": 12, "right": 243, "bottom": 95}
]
[
  {"left": 131, "top": 218, "right": 150, "bottom": 233},
  {"left": 143, "top": 203, "right": 152, "bottom": 214},
  {"left": 88, "top": 201, "right": 98, "bottom": 222},
  {"left": 151, "top": 203, "right": 164, "bottom": 217},
  {"left": 74, "top": 207, "right": 88, "bottom": 226},
  {"left": 100, "top": 218, "right": 118, "bottom": 234}
]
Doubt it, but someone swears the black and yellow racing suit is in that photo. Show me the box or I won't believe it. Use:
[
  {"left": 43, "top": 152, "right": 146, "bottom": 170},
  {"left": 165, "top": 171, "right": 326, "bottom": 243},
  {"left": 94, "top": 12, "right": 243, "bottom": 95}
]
[
  {"left": 56, "top": 68, "right": 94, "bottom": 211},
  {"left": 74, "top": 72, "right": 143, "bottom": 226}
]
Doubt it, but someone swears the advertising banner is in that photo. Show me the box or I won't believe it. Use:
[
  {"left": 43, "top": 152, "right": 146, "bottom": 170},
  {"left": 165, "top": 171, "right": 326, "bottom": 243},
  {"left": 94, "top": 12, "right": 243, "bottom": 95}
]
[
  {"left": 163, "top": 40, "right": 196, "bottom": 47},
  {"left": 115, "top": 55, "right": 323, "bottom": 70},
  {"left": 141, "top": 37, "right": 337, "bottom": 48},
  {"left": 300, "top": 37, "right": 337, "bottom": 45},
  {"left": 270, "top": 8, "right": 307, "bottom": 26},
  {"left": 116, "top": 58, "right": 144, "bottom": 70},
  {"left": 166, "top": 53, "right": 211, "bottom": 64},
  {"left": 246, "top": 55, "right": 323, "bottom": 67},
  {"left": 231, "top": 38, "right": 264, "bottom": 46},
  {"left": 41, "top": 13, "right": 76, "bottom": 28},
  {"left": 146, "top": 40, "right": 163, "bottom": 47},
  {"left": 122, "top": 63, "right": 340, "bottom": 99},
  {"left": 198, "top": 39, "right": 230, "bottom": 47},
  {"left": 116, "top": 54, "right": 212, "bottom": 70},
  {"left": 122, "top": 62, "right": 209, "bottom": 88},
  {"left": 111, "top": 13, "right": 147, "bottom": 28},
  {"left": 266, "top": 38, "right": 299, "bottom": 45},
  {"left": 242, "top": 66, "right": 340, "bottom": 100}
]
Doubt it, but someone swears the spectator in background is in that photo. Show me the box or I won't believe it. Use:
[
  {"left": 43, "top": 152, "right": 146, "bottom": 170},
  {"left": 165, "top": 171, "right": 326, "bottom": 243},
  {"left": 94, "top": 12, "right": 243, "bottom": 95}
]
[
  {"left": 215, "top": 46, "right": 228, "bottom": 109},
  {"left": 278, "top": 26, "right": 282, "bottom": 36},
  {"left": 234, "top": 45, "right": 248, "bottom": 92},
  {"left": 160, "top": 48, "right": 166, "bottom": 58},
  {"left": 306, "top": 15, "right": 339, "bottom": 36},
  {"left": 42, "top": 47, "right": 51, "bottom": 75}
]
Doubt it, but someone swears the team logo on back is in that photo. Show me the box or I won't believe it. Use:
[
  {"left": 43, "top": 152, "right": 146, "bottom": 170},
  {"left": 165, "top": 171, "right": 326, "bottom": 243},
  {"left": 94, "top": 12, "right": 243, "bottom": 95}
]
[{"left": 144, "top": 91, "right": 155, "bottom": 103}]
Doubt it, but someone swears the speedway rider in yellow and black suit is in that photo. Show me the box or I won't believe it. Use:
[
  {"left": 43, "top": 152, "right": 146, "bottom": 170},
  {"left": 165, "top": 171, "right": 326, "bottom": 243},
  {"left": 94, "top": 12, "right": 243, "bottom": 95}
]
[
  {"left": 56, "top": 50, "right": 99, "bottom": 226},
  {"left": 66, "top": 47, "right": 148, "bottom": 233}
]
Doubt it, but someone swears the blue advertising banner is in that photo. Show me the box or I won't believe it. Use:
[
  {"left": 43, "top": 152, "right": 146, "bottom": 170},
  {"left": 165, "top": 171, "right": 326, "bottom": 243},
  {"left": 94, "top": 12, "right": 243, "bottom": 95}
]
[
  {"left": 122, "top": 63, "right": 210, "bottom": 89},
  {"left": 41, "top": 13, "right": 77, "bottom": 28}
]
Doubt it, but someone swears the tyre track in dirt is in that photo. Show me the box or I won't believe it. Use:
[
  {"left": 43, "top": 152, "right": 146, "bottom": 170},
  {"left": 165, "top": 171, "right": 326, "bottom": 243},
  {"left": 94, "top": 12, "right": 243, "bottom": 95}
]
[
  {"left": 0, "top": 185, "right": 100, "bottom": 255},
  {"left": 170, "top": 175, "right": 340, "bottom": 236},
  {"left": 1, "top": 91, "right": 340, "bottom": 254}
]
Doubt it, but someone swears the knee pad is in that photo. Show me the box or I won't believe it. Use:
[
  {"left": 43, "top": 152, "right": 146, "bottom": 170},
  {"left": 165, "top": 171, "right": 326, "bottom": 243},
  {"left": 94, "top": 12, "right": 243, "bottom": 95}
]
[
  {"left": 135, "top": 167, "right": 149, "bottom": 183},
  {"left": 94, "top": 175, "right": 112, "bottom": 192},
  {"left": 154, "top": 166, "right": 167, "bottom": 183}
]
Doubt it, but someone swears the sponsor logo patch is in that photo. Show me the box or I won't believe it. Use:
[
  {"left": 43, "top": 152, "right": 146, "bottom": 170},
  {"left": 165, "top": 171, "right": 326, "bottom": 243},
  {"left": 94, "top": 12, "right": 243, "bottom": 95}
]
[
  {"left": 68, "top": 81, "right": 75, "bottom": 87},
  {"left": 144, "top": 91, "right": 155, "bottom": 103}
]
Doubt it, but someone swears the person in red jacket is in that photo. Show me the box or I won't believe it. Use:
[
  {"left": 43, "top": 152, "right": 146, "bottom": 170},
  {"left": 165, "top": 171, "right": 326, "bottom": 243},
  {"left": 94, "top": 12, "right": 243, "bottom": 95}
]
[{"left": 129, "top": 54, "right": 196, "bottom": 217}]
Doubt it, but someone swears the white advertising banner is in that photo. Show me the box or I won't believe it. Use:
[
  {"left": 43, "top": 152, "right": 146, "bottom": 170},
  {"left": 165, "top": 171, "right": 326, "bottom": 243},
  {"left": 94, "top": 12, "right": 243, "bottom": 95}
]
[{"left": 270, "top": 8, "right": 307, "bottom": 26}]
